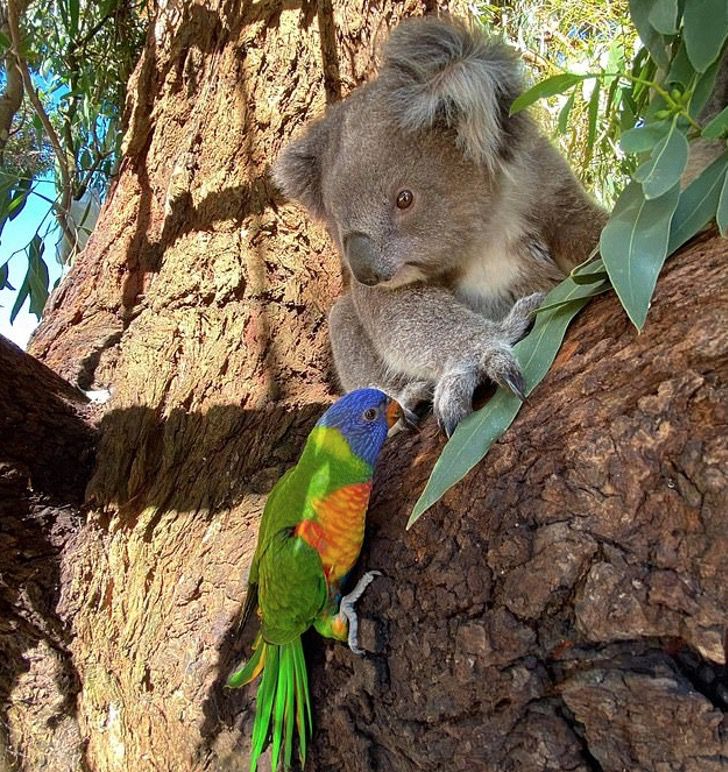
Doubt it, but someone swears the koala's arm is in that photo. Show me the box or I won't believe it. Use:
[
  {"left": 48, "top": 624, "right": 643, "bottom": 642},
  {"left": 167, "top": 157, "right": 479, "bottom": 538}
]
[
  {"left": 351, "top": 282, "right": 541, "bottom": 434},
  {"left": 329, "top": 293, "right": 398, "bottom": 391},
  {"left": 330, "top": 293, "right": 434, "bottom": 411}
]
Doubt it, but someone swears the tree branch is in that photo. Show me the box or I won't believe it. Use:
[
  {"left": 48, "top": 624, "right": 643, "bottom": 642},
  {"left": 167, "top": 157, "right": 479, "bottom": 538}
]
[
  {"left": 0, "top": 0, "right": 29, "bottom": 158},
  {"left": 72, "top": 8, "right": 116, "bottom": 52},
  {"left": 76, "top": 151, "right": 111, "bottom": 200},
  {"left": 6, "top": 0, "right": 76, "bottom": 247}
]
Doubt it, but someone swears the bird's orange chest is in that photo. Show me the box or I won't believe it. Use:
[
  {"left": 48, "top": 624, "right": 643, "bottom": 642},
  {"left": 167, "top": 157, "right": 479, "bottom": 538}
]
[{"left": 294, "top": 482, "right": 372, "bottom": 581}]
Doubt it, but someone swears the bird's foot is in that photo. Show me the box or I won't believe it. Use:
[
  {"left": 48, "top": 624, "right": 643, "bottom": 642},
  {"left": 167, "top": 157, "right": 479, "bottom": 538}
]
[{"left": 338, "top": 570, "right": 382, "bottom": 655}]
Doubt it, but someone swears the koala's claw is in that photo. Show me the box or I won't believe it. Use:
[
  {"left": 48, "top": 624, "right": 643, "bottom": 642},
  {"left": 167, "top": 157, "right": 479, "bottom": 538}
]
[
  {"left": 500, "top": 366, "right": 527, "bottom": 402},
  {"left": 434, "top": 342, "right": 530, "bottom": 436},
  {"left": 479, "top": 344, "right": 523, "bottom": 392},
  {"left": 438, "top": 413, "right": 458, "bottom": 439},
  {"left": 387, "top": 380, "right": 433, "bottom": 435}
]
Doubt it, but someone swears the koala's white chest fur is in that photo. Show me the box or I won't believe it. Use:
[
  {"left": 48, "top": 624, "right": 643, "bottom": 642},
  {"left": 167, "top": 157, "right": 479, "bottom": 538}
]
[
  {"left": 454, "top": 204, "right": 529, "bottom": 319},
  {"left": 455, "top": 241, "right": 522, "bottom": 318}
]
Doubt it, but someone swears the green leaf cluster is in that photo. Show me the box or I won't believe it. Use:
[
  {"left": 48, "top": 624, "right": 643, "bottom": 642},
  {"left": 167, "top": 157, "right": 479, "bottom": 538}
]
[
  {"left": 411, "top": 1, "right": 728, "bottom": 524},
  {"left": 0, "top": 0, "right": 147, "bottom": 322},
  {"left": 600, "top": 0, "right": 728, "bottom": 330},
  {"left": 481, "top": 0, "right": 640, "bottom": 207}
]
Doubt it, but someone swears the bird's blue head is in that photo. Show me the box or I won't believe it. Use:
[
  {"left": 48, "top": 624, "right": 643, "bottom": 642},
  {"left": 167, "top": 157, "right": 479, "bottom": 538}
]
[{"left": 316, "top": 388, "right": 396, "bottom": 466}]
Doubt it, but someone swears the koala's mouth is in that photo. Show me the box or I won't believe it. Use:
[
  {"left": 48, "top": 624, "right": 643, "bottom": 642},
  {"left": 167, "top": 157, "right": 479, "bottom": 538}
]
[{"left": 377, "top": 263, "right": 427, "bottom": 289}]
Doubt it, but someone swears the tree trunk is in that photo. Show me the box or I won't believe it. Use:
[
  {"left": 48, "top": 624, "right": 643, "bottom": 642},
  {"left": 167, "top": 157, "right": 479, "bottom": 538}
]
[{"left": 4, "top": 1, "right": 726, "bottom": 770}]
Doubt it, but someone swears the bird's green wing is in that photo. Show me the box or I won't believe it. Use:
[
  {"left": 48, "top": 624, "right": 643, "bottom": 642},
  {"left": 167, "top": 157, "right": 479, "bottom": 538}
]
[
  {"left": 258, "top": 528, "right": 327, "bottom": 645},
  {"left": 247, "top": 465, "right": 300, "bottom": 585},
  {"left": 239, "top": 466, "right": 300, "bottom": 634}
]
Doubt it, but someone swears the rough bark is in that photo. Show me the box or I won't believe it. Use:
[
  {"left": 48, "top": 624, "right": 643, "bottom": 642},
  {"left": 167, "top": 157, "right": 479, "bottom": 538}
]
[
  {"left": 0, "top": 337, "right": 95, "bottom": 770},
  {"left": 3, "top": 1, "right": 725, "bottom": 770}
]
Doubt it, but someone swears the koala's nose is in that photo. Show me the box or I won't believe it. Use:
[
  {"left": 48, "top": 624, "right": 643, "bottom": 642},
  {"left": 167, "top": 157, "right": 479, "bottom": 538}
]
[{"left": 344, "top": 233, "right": 382, "bottom": 286}]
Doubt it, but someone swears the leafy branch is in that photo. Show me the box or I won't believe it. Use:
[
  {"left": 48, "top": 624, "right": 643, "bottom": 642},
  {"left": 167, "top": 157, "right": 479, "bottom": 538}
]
[
  {"left": 7, "top": 0, "right": 74, "bottom": 245},
  {"left": 0, "top": 0, "right": 147, "bottom": 324}
]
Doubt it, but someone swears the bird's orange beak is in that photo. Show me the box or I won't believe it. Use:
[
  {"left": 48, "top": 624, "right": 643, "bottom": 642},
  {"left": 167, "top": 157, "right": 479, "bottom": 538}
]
[{"left": 386, "top": 399, "right": 402, "bottom": 428}]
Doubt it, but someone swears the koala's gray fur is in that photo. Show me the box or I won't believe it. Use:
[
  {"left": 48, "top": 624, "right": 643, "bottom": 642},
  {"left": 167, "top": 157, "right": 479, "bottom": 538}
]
[
  {"left": 273, "top": 16, "right": 606, "bottom": 435},
  {"left": 684, "top": 50, "right": 728, "bottom": 185}
]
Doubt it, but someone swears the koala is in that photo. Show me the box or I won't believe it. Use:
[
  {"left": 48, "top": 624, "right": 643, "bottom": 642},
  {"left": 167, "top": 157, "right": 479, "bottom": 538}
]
[{"left": 273, "top": 16, "right": 606, "bottom": 436}]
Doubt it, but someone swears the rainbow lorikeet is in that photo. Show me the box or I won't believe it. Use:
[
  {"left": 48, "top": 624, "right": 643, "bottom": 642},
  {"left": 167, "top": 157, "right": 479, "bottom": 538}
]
[{"left": 227, "top": 388, "right": 400, "bottom": 771}]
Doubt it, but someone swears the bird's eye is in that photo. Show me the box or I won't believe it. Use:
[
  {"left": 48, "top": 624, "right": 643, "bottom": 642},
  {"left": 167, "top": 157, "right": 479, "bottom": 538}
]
[
  {"left": 396, "top": 189, "right": 413, "bottom": 210},
  {"left": 363, "top": 408, "right": 378, "bottom": 422}
]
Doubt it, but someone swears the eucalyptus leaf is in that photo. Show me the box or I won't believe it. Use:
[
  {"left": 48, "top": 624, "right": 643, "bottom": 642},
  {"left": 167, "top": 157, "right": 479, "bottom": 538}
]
[
  {"left": 665, "top": 42, "right": 695, "bottom": 90},
  {"left": 27, "top": 236, "right": 49, "bottom": 319},
  {"left": 586, "top": 79, "right": 601, "bottom": 156},
  {"left": 536, "top": 282, "right": 610, "bottom": 312},
  {"left": 600, "top": 180, "right": 680, "bottom": 330},
  {"left": 668, "top": 153, "right": 728, "bottom": 251},
  {"left": 9, "top": 236, "right": 49, "bottom": 323},
  {"left": 570, "top": 269, "right": 609, "bottom": 286},
  {"left": 648, "top": 0, "right": 679, "bottom": 34},
  {"left": 510, "top": 73, "right": 587, "bottom": 116},
  {"left": 620, "top": 120, "right": 670, "bottom": 154},
  {"left": 10, "top": 274, "right": 30, "bottom": 324},
  {"left": 683, "top": 0, "right": 728, "bottom": 72},
  {"left": 408, "top": 289, "right": 594, "bottom": 527},
  {"left": 6, "top": 177, "right": 33, "bottom": 224},
  {"left": 633, "top": 120, "right": 689, "bottom": 199},
  {"left": 58, "top": 1, "right": 69, "bottom": 29},
  {"left": 620, "top": 87, "right": 638, "bottom": 131},
  {"left": 7, "top": 193, "right": 27, "bottom": 219},
  {"left": 571, "top": 257, "right": 605, "bottom": 276},
  {"left": 691, "top": 58, "right": 721, "bottom": 117},
  {"left": 0, "top": 262, "right": 11, "bottom": 290},
  {"left": 664, "top": 37, "right": 720, "bottom": 116},
  {"left": 534, "top": 275, "right": 608, "bottom": 311},
  {"left": 604, "top": 77, "right": 621, "bottom": 122},
  {"left": 629, "top": 0, "right": 669, "bottom": 67},
  {"left": 557, "top": 92, "right": 575, "bottom": 134},
  {"left": 717, "top": 170, "right": 728, "bottom": 237},
  {"left": 69, "top": 0, "right": 80, "bottom": 35},
  {"left": 606, "top": 39, "right": 626, "bottom": 79}
]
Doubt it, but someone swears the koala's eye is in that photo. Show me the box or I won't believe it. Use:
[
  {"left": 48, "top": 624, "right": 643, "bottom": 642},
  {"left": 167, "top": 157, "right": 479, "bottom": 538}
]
[
  {"left": 396, "top": 189, "right": 414, "bottom": 210},
  {"left": 363, "top": 407, "right": 378, "bottom": 422}
]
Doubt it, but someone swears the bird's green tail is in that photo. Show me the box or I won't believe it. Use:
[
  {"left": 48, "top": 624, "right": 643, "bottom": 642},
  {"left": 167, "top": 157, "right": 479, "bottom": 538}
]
[{"left": 226, "top": 635, "right": 312, "bottom": 772}]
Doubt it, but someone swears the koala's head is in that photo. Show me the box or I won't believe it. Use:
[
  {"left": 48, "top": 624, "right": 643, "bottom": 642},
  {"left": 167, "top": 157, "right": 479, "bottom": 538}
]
[{"left": 272, "top": 16, "right": 529, "bottom": 287}]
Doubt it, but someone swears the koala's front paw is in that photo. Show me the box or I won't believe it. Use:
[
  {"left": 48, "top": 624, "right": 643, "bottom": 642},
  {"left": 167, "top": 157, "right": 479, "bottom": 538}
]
[
  {"left": 499, "top": 292, "right": 544, "bottom": 343},
  {"left": 434, "top": 343, "right": 527, "bottom": 437}
]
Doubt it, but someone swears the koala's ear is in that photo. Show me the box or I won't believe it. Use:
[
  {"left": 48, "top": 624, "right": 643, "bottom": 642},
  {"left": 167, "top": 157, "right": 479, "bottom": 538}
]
[
  {"left": 380, "top": 17, "right": 524, "bottom": 170},
  {"left": 271, "top": 111, "right": 336, "bottom": 220}
]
